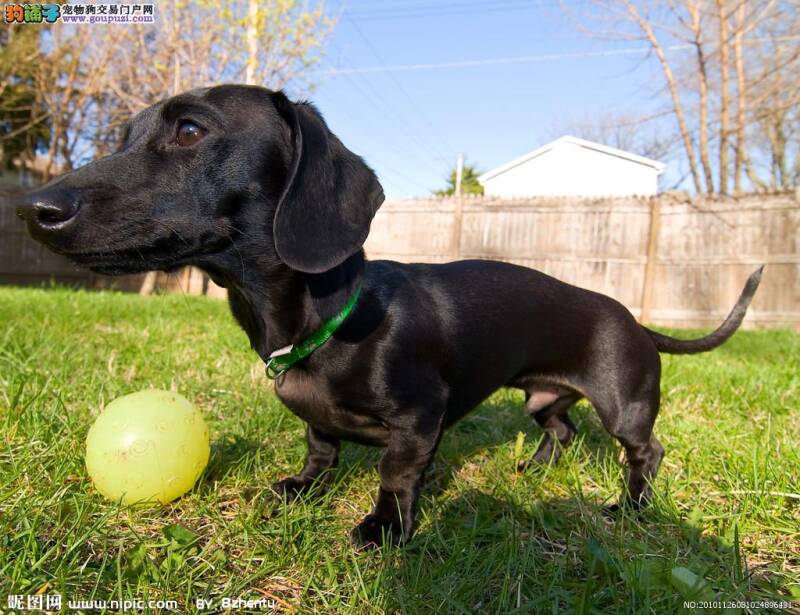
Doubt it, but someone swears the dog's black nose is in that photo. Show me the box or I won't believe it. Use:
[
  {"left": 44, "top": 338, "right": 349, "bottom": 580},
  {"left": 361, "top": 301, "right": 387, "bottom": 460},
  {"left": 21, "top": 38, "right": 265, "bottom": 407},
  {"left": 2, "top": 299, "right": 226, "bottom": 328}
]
[{"left": 17, "top": 188, "right": 81, "bottom": 231}]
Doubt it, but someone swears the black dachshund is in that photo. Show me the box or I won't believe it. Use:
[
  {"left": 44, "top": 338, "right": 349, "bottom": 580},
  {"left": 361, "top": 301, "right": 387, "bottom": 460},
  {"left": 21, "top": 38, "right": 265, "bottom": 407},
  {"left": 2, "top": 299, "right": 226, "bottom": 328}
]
[{"left": 17, "top": 85, "right": 763, "bottom": 547}]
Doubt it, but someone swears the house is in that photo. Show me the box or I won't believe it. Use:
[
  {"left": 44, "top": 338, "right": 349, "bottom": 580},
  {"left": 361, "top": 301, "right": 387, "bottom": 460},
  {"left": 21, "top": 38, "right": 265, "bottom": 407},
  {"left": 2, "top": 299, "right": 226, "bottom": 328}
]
[{"left": 477, "top": 135, "right": 666, "bottom": 198}]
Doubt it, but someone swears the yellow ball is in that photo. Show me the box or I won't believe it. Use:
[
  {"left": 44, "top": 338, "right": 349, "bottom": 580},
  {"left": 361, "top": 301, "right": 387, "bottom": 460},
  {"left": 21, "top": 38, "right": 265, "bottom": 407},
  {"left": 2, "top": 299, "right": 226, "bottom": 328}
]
[{"left": 85, "top": 389, "right": 210, "bottom": 504}]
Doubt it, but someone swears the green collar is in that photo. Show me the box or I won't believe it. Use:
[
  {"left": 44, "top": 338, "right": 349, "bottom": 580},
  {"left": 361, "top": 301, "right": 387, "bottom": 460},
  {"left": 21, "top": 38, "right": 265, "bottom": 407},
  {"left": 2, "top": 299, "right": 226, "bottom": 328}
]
[{"left": 266, "top": 283, "right": 363, "bottom": 379}]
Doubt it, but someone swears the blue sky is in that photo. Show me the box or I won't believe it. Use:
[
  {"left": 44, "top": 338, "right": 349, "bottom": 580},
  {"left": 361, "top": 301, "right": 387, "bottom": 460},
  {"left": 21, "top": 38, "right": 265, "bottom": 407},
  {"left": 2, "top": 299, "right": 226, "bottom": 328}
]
[{"left": 302, "top": 0, "right": 676, "bottom": 197}]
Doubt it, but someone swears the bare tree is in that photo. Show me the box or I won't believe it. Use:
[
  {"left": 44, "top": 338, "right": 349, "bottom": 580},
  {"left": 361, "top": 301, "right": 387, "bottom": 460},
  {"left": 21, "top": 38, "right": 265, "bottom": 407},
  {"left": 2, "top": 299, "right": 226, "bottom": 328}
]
[
  {"left": 744, "top": 1, "right": 800, "bottom": 190},
  {"left": 684, "top": 0, "right": 715, "bottom": 193},
  {"left": 6, "top": 25, "right": 121, "bottom": 180},
  {"left": 572, "top": 0, "right": 799, "bottom": 194},
  {"left": 98, "top": 0, "right": 333, "bottom": 125},
  {"left": 5, "top": 1, "right": 332, "bottom": 177},
  {"left": 617, "top": 0, "right": 705, "bottom": 192},
  {"left": 716, "top": 0, "right": 730, "bottom": 192},
  {"left": 0, "top": 27, "right": 49, "bottom": 174},
  {"left": 732, "top": 0, "right": 747, "bottom": 192}
]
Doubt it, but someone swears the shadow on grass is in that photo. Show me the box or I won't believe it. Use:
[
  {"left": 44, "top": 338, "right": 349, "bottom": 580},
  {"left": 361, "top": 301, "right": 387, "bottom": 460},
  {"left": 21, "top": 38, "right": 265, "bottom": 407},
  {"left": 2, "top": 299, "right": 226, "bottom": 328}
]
[
  {"left": 187, "top": 392, "right": 789, "bottom": 612},
  {"left": 201, "top": 433, "right": 265, "bottom": 485},
  {"left": 324, "top": 396, "right": 786, "bottom": 611},
  {"left": 203, "top": 392, "right": 622, "bottom": 510},
  {"left": 331, "top": 393, "right": 620, "bottom": 503},
  {"left": 371, "top": 490, "right": 774, "bottom": 614}
]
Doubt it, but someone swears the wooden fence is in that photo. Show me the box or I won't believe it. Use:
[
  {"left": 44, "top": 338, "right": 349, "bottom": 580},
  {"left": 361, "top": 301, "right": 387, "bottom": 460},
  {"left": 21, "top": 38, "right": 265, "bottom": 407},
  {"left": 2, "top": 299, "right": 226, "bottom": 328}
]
[
  {"left": 2, "top": 190, "right": 798, "bottom": 328},
  {"left": 364, "top": 194, "right": 800, "bottom": 329}
]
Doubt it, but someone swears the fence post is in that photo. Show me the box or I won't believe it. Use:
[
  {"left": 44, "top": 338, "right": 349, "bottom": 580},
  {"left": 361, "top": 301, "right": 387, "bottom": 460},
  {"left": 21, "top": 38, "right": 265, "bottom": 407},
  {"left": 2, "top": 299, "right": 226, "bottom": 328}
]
[
  {"left": 639, "top": 197, "right": 662, "bottom": 324},
  {"left": 181, "top": 266, "right": 193, "bottom": 293},
  {"left": 139, "top": 271, "right": 157, "bottom": 296},
  {"left": 451, "top": 196, "right": 464, "bottom": 260}
]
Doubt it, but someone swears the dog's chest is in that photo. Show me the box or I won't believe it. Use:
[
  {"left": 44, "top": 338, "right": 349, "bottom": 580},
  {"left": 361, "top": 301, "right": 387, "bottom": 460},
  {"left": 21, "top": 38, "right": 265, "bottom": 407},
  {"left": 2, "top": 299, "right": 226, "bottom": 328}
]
[{"left": 273, "top": 370, "right": 390, "bottom": 445}]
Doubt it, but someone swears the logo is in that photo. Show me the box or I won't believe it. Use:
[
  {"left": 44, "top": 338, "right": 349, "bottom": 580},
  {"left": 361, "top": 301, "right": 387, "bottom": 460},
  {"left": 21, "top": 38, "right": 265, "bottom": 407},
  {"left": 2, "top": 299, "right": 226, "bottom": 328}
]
[{"left": 4, "top": 4, "right": 156, "bottom": 24}]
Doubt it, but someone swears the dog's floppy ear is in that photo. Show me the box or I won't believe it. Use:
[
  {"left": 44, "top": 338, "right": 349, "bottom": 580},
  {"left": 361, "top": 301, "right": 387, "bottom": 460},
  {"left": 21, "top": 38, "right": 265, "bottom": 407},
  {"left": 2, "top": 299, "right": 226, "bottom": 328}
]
[{"left": 272, "top": 92, "right": 384, "bottom": 273}]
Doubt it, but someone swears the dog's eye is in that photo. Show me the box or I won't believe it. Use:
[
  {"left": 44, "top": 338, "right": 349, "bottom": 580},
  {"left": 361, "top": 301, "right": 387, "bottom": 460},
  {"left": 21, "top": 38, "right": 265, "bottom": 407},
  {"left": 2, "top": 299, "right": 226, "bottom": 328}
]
[{"left": 175, "top": 120, "right": 206, "bottom": 147}]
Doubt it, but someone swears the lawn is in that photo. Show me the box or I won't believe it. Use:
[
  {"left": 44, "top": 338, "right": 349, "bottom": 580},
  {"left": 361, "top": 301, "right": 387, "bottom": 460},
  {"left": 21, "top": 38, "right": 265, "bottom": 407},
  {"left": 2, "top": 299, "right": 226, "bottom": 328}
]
[{"left": 1, "top": 286, "right": 798, "bottom": 614}]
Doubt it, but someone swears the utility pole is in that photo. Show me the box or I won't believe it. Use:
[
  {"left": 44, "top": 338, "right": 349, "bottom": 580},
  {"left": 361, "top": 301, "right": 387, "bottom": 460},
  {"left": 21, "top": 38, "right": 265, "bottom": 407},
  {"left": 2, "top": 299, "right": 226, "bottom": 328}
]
[
  {"left": 451, "top": 152, "right": 465, "bottom": 259},
  {"left": 454, "top": 152, "right": 464, "bottom": 197}
]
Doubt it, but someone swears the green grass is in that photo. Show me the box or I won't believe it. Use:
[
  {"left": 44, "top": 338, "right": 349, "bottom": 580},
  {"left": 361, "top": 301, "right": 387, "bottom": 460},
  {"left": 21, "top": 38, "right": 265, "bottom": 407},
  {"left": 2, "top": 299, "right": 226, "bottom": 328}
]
[{"left": 1, "top": 286, "right": 799, "bottom": 614}]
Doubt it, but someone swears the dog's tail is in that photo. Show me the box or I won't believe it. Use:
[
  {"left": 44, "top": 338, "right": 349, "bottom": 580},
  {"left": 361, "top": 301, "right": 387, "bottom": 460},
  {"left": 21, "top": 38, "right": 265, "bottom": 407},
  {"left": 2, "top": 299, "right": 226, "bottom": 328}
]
[{"left": 643, "top": 266, "right": 764, "bottom": 355}]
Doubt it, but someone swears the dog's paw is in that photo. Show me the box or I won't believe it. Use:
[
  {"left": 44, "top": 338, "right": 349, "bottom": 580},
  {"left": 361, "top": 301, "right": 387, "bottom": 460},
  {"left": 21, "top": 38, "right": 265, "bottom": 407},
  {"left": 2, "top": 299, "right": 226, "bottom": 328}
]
[
  {"left": 602, "top": 498, "right": 644, "bottom": 519},
  {"left": 246, "top": 476, "right": 313, "bottom": 519},
  {"left": 532, "top": 441, "right": 565, "bottom": 466},
  {"left": 240, "top": 486, "right": 282, "bottom": 519},
  {"left": 350, "top": 514, "right": 405, "bottom": 549},
  {"left": 270, "top": 476, "right": 309, "bottom": 503},
  {"left": 517, "top": 443, "right": 561, "bottom": 471}
]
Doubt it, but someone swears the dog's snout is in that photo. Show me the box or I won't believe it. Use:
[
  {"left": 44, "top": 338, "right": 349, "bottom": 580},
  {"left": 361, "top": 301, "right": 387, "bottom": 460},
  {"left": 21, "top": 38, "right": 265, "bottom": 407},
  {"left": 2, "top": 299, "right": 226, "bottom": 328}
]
[{"left": 17, "top": 188, "right": 82, "bottom": 232}]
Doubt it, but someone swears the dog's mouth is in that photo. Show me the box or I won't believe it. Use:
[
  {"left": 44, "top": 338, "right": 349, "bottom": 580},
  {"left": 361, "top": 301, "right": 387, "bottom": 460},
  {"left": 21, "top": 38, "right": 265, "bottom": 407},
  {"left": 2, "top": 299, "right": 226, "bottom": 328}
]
[
  {"left": 65, "top": 246, "right": 194, "bottom": 275},
  {"left": 61, "top": 235, "right": 231, "bottom": 275}
]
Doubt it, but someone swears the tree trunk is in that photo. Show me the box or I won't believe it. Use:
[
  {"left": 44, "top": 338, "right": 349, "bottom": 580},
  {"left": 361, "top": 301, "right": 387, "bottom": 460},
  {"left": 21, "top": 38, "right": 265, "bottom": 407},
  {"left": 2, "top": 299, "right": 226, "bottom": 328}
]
[
  {"left": 623, "top": 0, "right": 703, "bottom": 193},
  {"left": 716, "top": 0, "right": 730, "bottom": 194},
  {"left": 732, "top": 1, "right": 746, "bottom": 193},
  {"left": 774, "top": 121, "right": 788, "bottom": 189},
  {"left": 744, "top": 149, "right": 768, "bottom": 191},
  {"left": 688, "top": 0, "right": 714, "bottom": 194}
]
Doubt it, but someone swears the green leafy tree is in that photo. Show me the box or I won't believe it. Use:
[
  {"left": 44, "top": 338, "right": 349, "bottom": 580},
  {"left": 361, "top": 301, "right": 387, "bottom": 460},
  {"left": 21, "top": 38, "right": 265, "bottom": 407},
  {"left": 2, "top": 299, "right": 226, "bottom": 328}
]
[{"left": 434, "top": 162, "right": 484, "bottom": 196}]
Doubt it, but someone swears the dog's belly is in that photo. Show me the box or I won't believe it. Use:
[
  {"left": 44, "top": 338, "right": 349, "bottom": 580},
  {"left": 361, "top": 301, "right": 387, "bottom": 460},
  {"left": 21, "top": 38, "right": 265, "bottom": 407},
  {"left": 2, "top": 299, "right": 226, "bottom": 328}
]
[{"left": 274, "top": 372, "right": 390, "bottom": 446}]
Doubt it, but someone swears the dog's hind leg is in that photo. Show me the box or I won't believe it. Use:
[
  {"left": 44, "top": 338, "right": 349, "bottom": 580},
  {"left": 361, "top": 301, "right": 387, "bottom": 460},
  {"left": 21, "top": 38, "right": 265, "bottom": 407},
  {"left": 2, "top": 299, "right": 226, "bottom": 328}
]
[
  {"left": 520, "top": 389, "right": 582, "bottom": 469},
  {"left": 620, "top": 431, "right": 664, "bottom": 510},
  {"left": 592, "top": 379, "right": 664, "bottom": 510}
]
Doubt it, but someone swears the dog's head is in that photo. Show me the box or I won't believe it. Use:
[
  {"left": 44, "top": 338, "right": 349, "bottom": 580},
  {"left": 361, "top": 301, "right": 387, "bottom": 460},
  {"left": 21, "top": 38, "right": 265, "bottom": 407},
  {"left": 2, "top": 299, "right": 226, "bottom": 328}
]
[{"left": 16, "top": 85, "right": 384, "bottom": 276}]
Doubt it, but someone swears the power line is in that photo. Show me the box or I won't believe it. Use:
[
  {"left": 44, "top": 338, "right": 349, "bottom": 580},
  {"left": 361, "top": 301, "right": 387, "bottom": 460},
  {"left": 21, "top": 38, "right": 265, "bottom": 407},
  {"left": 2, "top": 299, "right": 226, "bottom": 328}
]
[
  {"left": 335, "top": 60, "right": 451, "bottom": 161},
  {"left": 347, "top": 1, "right": 533, "bottom": 17},
  {"left": 319, "top": 93, "right": 434, "bottom": 194},
  {"left": 366, "top": 151, "right": 434, "bottom": 194},
  {"left": 319, "top": 44, "right": 697, "bottom": 75},
  {"left": 327, "top": 43, "right": 453, "bottom": 161},
  {"left": 344, "top": 0, "right": 584, "bottom": 21},
  {"left": 346, "top": 16, "right": 455, "bottom": 156},
  {"left": 320, "top": 35, "right": 800, "bottom": 76},
  {"left": 322, "top": 45, "right": 448, "bottom": 187}
]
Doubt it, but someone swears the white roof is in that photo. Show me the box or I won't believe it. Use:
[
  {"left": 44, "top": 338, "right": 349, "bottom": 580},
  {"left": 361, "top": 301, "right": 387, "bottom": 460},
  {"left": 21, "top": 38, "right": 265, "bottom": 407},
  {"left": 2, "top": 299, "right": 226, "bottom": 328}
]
[{"left": 478, "top": 135, "right": 666, "bottom": 183}]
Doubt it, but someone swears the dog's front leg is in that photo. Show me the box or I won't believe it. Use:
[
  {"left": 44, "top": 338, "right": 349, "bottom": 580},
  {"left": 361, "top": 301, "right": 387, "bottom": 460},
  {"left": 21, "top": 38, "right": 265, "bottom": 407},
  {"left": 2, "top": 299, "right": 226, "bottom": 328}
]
[
  {"left": 351, "top": 420, "right": 442, "bottom": 548},
  {"left": 271, "top": 424, "right": 339, "bottom": 503}
]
